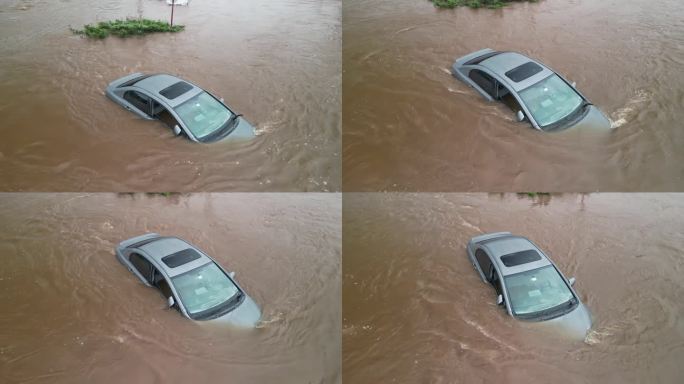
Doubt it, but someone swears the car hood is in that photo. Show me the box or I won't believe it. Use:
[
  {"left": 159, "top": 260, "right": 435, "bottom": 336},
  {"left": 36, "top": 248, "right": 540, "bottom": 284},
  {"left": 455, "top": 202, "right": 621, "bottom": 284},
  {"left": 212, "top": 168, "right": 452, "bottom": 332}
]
[
  {"left": 209, "top": 295, "right": 261, "bottom": 327},
  {"left": 536, "top": 302, "right": 592, "bottom": 340},
  {"left": 566, "top": 105, "right": 612, "bottom": 132},
  {"left": 221, "top": 117, "right": 255, "bottom": 143}
]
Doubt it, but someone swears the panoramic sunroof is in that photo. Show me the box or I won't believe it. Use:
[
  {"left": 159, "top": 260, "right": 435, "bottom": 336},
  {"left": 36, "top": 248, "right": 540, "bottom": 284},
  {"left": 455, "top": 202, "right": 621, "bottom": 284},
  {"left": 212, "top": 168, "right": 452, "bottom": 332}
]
[
  {"left": 505, "top": 61, "right": 543, "bottom": 82},
  {"left": 500, "top": 249, "right": 542, "bottom": 267},
  {"left": 162, "top": 248, "right": 202, "bottom": 268},
  {"left": 159, "top": 81, "right": 193, "bottom": 99}
]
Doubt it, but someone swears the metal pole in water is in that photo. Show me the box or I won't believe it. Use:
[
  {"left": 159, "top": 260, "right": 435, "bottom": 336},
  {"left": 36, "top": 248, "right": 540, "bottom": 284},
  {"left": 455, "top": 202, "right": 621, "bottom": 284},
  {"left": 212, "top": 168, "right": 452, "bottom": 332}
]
[{"left": 170, "top": 0, "right": 175, "bottom": 27}]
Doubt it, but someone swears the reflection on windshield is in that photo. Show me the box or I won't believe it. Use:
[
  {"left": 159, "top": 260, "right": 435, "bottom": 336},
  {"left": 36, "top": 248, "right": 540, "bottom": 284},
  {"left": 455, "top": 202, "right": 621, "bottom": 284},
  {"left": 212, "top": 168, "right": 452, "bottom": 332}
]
[
  {"left": 504, "top": 265, "right": 573, "bottom": 316},
  {"left": 519, "top": 75, "right": 583, "bottom": 127},
  {"left": 174, "top": 92, "right": 232, "bottom": 139},
  {"left": 172, "top": 262, "right": 238, "bottom": 315}
]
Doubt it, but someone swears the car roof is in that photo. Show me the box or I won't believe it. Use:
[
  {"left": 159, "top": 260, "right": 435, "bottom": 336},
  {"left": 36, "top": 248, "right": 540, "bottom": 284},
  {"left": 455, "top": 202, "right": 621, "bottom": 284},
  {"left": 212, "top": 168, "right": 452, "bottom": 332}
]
[
  {"left": 133, "top": 74, "right": 203, "bottom": 108},
  {"left": 481, "top": 235, "right": 551, "bottom": 276},
  {"left": 478, "top": 52, "right": 554, "bottom": 92},
  {"left": 137, "top": 237, "right": 213, "bottom": 278}
]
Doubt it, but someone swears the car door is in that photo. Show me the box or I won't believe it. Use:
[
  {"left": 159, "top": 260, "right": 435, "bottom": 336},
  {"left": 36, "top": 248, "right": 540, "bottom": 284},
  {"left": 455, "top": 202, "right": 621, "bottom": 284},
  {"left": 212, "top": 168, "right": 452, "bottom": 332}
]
[
  {"left": 123, "top": 90, "right": 152, "bottom": 116},
  {"left": 129, "top": 252, "right": 178, "bottom": 307},
  {"left": 129, "top": 252, "right": 155, "bottom": 284},
  {"left": 474, "top": 248, "right": 493, "bottom": 280},
  {"left": 487, "top": 264, "right": 504, "bottom": 297},
  {"left": 151, "top": 267, "right": 176, "bottom": 303},
  {"left": 468, "top": 69, "right": 497, "bottom": 99},
  {"left": 151, "top": 99, "right": 182, "bottom": 130}
]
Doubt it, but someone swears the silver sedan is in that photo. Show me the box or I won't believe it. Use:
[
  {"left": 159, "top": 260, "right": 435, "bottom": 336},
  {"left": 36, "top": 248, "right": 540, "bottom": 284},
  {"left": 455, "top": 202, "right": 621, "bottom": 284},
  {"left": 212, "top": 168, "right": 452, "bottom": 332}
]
[
  {"left": 466, "top": 232, "right": 592, "bottom": 339},
  {"left": 452, "top": 49, "right": 611, "bottom": 131},
  {"left": 106, "top": 73, "right": 255, "bottom": 143},
  {"left": 116, "top": 233, "right": 262, "bottom": 327}
]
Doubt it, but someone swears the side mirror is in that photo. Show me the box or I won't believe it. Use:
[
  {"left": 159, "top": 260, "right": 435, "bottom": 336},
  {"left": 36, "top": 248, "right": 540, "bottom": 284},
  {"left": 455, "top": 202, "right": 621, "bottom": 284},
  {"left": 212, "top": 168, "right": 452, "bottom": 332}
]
[
  {"left": 569, "top": 277, "right": 576, "bottom": 286},
  {"left": 167, "top": 296, "right": 175, "bottom": 308},
  {"left": 229, "top": 271, "right": 236, "bottom": 279},
  {"left": 173, "top": 125, "right": 182, "bottom": 136},
  {"left": 516, "top": 110, "right": 525, "bottom": 122},
  {"left": 496, "top": 294, "right": 504, "bottom": 306},
  {"left": 571, "top": 81, "right": 577, "bottom": 88}
]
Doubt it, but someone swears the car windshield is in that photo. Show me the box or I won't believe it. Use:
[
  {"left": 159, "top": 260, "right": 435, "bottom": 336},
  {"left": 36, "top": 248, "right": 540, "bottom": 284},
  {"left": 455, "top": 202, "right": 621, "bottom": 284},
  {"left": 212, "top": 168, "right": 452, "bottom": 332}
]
[
  {"left": 171, "top": 262, "right": 239, "bottom": 316},
  {"left": 518, "top": 74, "right": 583, "bottom": 128},
  {"left": 174, "top": 91, "right": 233, "bottom": 139},
  {"left": 504, "top": 265, "right": 574, "bottom": 317}
]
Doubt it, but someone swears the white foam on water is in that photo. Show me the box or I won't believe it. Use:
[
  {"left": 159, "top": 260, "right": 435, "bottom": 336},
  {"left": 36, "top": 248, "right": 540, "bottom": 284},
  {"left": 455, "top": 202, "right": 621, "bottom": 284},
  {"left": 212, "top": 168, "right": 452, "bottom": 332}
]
[
  {"left": 253, "top": 124, "right": 275, "bottom": 137},
  {"left": 460, "top": 219, "right": 482, "bottom": 233},
  {"left": 609, "top": 89, "right": 650, "bottom": 129},
  {"left": 255, "top": 311, "right": 284, "bottom": 328},
  {"left": 447, "top": 87, "right": 468, "bottom": 95},
  {"left": 584, "top": 324, "right": 621, "bottom": 345},
  {"left": 463, "top": 317, "right": 521, "bottom": 353}
]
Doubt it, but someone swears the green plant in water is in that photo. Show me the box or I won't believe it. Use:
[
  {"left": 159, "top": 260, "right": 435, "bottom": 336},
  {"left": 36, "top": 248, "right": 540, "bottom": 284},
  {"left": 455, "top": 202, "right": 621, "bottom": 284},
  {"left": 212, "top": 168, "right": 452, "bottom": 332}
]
[
  {"left": 145, "top": 192, "right": 179, "bottom": 197},
  {"left": 430, "top": 0, "right": 537, "bottom": 9},
  {"left": 518, "top": 192, "right": 551, "bottom": 197},
  {"left": 71, "top": 18, "right": 184, "bottom": 39}
]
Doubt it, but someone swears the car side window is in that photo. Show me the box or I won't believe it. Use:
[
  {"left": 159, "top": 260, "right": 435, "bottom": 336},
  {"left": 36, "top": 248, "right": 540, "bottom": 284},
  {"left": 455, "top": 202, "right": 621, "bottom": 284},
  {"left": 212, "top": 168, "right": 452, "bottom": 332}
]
[
  {"left": 151, "top": 100, "right": 181, "bottom": 129},
  {"left": 495, "top": 82, "right": 510, "bottom": 100},
  {"left": 124, "top": 91, "right": 151, "bottom": 115},
  {"left": 468, "top": 69, "right": 496, "bottom": 98},
  {"left": 474, "top": 249, "right": 492, "bottom": 276},
  {"left": 489, "top": 266, "right": 503, "bottom": 296},
  {"left": 151, "top": 268, "right": 174, "bottom": 299},
  {"left": 129, "top": 252, "right": 153, "bottom": 282},
  {"left": 496, "top": 83, "right": 524, "bottom": 113}
]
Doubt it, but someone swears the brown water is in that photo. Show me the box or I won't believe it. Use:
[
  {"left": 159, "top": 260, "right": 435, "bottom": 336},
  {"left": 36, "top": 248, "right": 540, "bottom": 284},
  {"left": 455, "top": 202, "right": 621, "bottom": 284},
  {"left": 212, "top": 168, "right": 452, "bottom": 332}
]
[
  {"left": 0, "top": 0, "right": 340, "bottom": 191},
  {"left": 0, "top": 193, "right": 341, "bottom": 383},
  {"left": 343, "top": 0, "right": 684, "bottom": 191},
  {"left": 343, "top": 193, "right": 684, "bottom": 383}
]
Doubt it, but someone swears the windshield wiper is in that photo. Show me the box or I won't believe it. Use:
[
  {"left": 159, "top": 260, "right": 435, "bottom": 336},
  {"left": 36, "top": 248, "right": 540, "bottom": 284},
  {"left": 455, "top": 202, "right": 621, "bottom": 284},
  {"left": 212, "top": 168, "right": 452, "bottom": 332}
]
[
  {"left": 539, "top": 298, "right": 576, "bottom": 320},
  {"left": 517, "top": 298, "right": 577, "bottom": 321},
  {"left": 228, "top": 113, "right": 243, "bottom": 127},
  {"left": 203, "top": 292, "right": 244, "bottom": 320},
  {"left": 199, "top": 114, "right": 244, "bottom": 143}
]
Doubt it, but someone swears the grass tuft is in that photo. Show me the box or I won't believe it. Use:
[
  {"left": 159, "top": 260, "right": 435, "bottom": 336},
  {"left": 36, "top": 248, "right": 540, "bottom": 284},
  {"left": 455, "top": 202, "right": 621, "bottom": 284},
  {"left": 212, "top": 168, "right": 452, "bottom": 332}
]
[
  {"left": 518, "top": 192, "right": 551, "bottom": 197},
  {"left": 71, "top": 18, "right": 184, "bottom": 39},
  {"left": 430, "top": 0, "right": 537, "bottom": 9}
]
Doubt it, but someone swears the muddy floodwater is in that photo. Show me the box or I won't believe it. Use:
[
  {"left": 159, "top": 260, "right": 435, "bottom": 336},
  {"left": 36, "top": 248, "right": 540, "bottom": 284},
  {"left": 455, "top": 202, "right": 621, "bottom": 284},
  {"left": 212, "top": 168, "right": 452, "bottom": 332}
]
[
  {"left": 343, "top": 193, "right": 684, "bottom": 383},
  {"left": 0, "top": 0, "right": 340, "bottom": 191},
  {"left": 343, "top": 0, "right": 684, "bottom": 191},
  {"left": 0, "top": 193, "right": 341, "bottom": 383}
]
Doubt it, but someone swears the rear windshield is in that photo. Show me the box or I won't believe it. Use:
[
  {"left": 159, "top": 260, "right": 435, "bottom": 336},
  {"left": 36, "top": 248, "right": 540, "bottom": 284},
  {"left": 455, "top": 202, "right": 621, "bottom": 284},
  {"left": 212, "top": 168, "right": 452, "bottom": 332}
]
[
  {"left": 119, "top": 74, "right": 152, "bottom": 88},
  {"left": 465, "top": 51, "right": 502, "bottom": 66}
]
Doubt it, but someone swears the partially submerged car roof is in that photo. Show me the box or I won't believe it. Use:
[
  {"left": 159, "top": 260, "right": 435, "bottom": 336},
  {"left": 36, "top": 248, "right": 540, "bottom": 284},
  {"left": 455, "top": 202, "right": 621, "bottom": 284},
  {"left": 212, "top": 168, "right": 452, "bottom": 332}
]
[
  {"left": 477, "top": 52, "right": 554, "bottom": 92},
  {"left": 131, "top": 74, "right": 202, "bottom": 108},
  {"left": 132, "top": 236, "right": 212, "bottom": 278},
  {"left": 479, "top": 235, "right": 551, "bottom": 276}
]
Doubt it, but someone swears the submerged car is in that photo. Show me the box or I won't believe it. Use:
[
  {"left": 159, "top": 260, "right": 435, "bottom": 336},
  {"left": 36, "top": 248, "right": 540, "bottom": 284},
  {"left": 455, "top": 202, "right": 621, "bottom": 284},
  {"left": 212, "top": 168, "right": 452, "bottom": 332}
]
[
  {"left": 116, "top": 233, "right": 261, "bottom": 327},
  {"left": 106, "top": 73, "right": 255, "bottom": 143},
  {"left": 452, "top": 49, "right": 610, "bottom": 131},
  {"left": 466, "top": 232, "right": 591, "bottom": 338}
]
